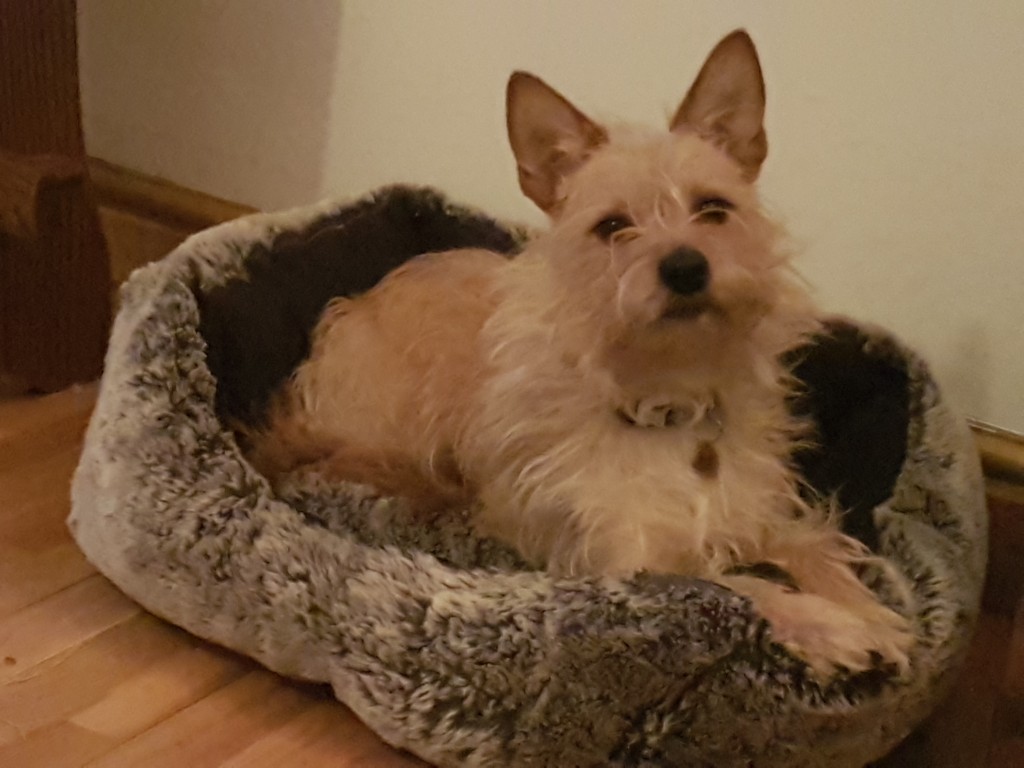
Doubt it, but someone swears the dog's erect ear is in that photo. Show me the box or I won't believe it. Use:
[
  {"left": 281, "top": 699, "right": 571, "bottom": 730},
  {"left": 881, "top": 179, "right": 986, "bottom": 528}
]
[
  {"left": 670, "top": 30, "right": 767, "bottom": 179},
  {"left": 507, "top": 72, "right": 608, "bottom": 213}
]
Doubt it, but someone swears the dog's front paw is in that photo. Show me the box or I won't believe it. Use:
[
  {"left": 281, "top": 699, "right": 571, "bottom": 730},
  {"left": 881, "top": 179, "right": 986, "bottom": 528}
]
[
  {"left": 726, "top": 575, "right": 914, "bottom": 677},
  {"left": 765, "top": 592, "right": 913, "bottom": 676}
]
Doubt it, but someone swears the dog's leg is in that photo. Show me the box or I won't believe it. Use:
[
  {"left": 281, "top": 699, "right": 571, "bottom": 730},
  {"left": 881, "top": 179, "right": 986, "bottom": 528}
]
[
  {"left": 312, "top": 445, "right": 473, "bottom": 514},
  {"left": 719, "top": 532, "right": 914, "bottom": 675},
  {"left": 247, "top": 399, "right": 470, "bottom": 513},
  {"left": 242, "top": 407, "right": 334, "bottom": 480}
]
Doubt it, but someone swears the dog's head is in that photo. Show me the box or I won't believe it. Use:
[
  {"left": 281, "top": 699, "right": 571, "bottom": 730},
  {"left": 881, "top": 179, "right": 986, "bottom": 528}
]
[{"left": 505, "top": 31, "right": 813, "bottom": 383}]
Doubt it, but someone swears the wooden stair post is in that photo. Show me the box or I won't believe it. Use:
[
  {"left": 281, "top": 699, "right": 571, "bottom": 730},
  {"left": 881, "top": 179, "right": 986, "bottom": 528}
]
[{"left": 0, "top": 0, "right": 111, "bottom": 392}]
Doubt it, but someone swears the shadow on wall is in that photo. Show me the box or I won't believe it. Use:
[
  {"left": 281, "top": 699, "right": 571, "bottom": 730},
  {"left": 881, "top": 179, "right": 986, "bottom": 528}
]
[
  {"left": 940, "top": 324, "right": 992, "bottom": 429},
  {"left": 78, "top": 0, "right": 342, "bottom": 210}
]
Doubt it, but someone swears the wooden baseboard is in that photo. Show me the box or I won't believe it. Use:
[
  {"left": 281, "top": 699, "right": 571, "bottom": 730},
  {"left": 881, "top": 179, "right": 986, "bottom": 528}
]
[
  {"left": 972, "top": 421, "right": 1024, "bottom": 486},
  {"left": 86, "top": 157, "right": 257, "bottom": 284},
  {"left": 87, "top": 157, "right": 255, "bottom": 231}
]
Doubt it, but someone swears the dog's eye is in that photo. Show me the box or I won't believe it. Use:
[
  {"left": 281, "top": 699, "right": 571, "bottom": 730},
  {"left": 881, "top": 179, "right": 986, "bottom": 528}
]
[
  {"left": 694, "top": 197, "right": 735, "bottom": 224},
  {"left": 591, "top": 214, "right": 635, "bottom": 242}
]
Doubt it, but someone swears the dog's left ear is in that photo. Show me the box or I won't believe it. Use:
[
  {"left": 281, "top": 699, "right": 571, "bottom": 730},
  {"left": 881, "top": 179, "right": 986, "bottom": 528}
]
[
  {"left": 671, "top": 30, "right": 767, "bottom": 180},
  {"left": 507, "top": 72, "right": 608, "bottom": 213}
]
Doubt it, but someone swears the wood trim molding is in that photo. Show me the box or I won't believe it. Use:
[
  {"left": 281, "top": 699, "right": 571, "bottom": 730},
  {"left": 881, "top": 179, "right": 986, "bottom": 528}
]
[
  {"left": 85, "top": 157, "right": 259, "bottom": 284},
  {"left": 972, "top": 421, "right": 1024, "bottom": 483},
  {"left": 86, "top": 156, "right": 256, "bottom": 231}
]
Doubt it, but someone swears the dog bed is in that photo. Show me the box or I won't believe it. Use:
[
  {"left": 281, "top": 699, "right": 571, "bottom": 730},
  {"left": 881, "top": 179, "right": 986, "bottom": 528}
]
[{"left": 70, "top": 186, "right": 987, "bottom": 767}]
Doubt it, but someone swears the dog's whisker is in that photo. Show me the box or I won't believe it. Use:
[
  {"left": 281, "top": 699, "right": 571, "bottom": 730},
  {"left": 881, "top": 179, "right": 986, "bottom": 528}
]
[
  {"left": 731, "top": 209, "right": 753, "bottom": 232},
  {"left": 650, "top": 194, "right": 670, "bottom": 230},
  {"left": 657, "top": 173, "right": 689, "bottom": 219}
]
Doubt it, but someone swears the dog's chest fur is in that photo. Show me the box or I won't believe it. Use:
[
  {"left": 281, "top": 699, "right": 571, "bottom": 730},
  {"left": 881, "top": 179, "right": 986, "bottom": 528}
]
[
  {"left": 279, "top": 243, "right": 809, "bottom": 579},
  {"left": 287, "top": 248, "right": 806, "bottom": 578},
  {"left": 457, "top": 257, "right": 806, "bottom": 577}
]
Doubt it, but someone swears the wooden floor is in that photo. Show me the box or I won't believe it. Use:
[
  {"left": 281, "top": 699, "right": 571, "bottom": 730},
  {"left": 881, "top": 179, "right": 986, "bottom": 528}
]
[
  {"left": 0, "top": 386, "right": 1021, "bottom": 767},
  {"left": 0, "top": 386, "right": 425, "bottom": 767}
]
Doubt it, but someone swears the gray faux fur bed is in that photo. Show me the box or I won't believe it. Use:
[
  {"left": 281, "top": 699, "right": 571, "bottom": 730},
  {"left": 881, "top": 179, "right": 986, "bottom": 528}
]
[{"left": 70, "top": 186, "right": 987, "bottom": 767}]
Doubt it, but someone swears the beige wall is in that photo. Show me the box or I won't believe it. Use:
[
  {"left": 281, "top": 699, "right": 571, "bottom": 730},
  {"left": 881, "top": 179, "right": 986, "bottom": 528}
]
[{"left": 79, "top": 0, "right": 1024, "bottom": 432}]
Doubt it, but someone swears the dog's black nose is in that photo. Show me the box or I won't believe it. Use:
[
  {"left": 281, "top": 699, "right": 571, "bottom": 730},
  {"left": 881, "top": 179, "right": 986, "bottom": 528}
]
[{"left": 659, "top": 247, "right": 709, "bottom": 296}]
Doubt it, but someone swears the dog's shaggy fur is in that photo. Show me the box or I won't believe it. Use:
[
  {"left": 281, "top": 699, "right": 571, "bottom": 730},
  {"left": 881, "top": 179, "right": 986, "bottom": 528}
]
[{"left": 251, "top": 31, "right": 913, "bottom": 674}]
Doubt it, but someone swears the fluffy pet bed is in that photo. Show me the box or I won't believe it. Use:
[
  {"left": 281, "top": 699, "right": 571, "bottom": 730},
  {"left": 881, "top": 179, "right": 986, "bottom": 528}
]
[{"left": 70, "top": 186, "right": 987, "bottom": 767}]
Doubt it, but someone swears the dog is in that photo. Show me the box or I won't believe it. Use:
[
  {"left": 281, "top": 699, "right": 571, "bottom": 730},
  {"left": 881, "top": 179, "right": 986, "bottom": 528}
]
[{"left": 250, "top": 30, "right": 913, "bottom": 675}]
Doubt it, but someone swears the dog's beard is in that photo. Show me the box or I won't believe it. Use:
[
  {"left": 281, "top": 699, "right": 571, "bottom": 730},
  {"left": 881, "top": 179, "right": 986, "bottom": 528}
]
[{"left": 662, "top": 293, "right": 715, "bottom": 320}]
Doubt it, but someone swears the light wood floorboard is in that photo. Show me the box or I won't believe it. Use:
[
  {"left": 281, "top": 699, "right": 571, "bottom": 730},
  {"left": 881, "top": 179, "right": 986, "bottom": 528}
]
[{"left": 0, "top": 387, "right": 424, "bottom": 767}]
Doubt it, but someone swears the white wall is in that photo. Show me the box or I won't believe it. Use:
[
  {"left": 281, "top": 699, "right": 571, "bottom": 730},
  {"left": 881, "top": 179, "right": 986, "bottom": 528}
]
[
  {"left": 79, "top": 0, "right": 343, "bottom": 210},
  {"left": 80, "top": 0, "right": 1024, "bottom": 433}
]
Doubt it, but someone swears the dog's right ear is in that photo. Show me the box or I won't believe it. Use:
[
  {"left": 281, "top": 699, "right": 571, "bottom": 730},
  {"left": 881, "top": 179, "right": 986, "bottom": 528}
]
[
  {"left": 507, "top": 72, "right": 608, "bottom": 214},
  {"left": 670, "top": 30, "right": 768, "bottom": 179}
]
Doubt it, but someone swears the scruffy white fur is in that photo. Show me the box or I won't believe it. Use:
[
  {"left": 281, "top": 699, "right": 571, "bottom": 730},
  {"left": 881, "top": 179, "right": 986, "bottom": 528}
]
[{"left": 252, "top": 31, "right": 913, "bottom": 675}]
